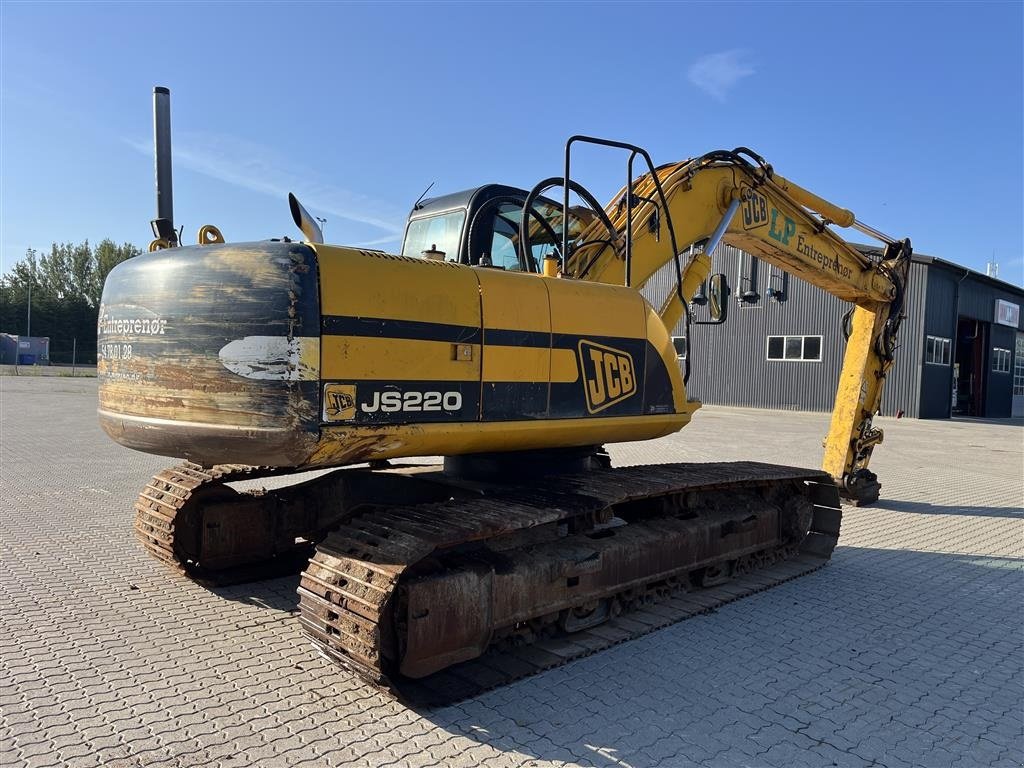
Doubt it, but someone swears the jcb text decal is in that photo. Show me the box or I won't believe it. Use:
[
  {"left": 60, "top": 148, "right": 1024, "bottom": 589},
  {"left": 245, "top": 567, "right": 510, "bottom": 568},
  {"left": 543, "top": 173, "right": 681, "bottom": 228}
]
[
  {"left": 360, "top": 390, "right": 462, "bottom": 413},
  {"left": 323, "top": 383, "right": 357, "bottom": 421},
  {"left": 742, "top": 191, "right": 770, "bottom": 231},
  {"left": 578, "top": 340, "right": 637, "bottom": 413},
  {"left": 743, "top": 191, "right": 797, "bottom": 246}
]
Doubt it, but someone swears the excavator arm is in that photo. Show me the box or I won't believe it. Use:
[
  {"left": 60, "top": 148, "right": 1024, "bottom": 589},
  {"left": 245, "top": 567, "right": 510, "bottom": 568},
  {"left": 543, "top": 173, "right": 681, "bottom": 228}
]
[{"left": 563, "top": 149, "right": 912, "bottom": 504}]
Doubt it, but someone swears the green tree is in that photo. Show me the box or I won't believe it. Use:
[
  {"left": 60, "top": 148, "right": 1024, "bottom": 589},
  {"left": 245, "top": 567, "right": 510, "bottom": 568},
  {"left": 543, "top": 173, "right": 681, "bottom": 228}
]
[
  {"left": 89, "top": 240, "right": 141, "bottom": 307},
  {"left": 1, "top": 239, "right": 142, "bottom": 363}
]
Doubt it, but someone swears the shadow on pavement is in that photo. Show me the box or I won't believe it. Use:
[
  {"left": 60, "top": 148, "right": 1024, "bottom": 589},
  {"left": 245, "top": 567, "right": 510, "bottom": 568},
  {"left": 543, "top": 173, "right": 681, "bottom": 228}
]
[
  {"left": 878, "top": 499, "right": 1024, "bottom": 519},
  {"left": 409, "top": 547, "right": 1023, "bottom": 768},
  {"left": 203, "top": 545, "right": 1024, "bottom": 767},
  {"left": 214, "top": 572, "right": 303, "bottom": 613},
  {"left": 950, "top": 416, "right": 1024, "bottom": 428}
]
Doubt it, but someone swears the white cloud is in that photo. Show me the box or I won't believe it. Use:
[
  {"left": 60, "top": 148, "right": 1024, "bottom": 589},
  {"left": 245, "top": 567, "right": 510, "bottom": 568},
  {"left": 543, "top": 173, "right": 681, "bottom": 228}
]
[
  {"left": 352, "top": 234, "right": 402, "bottom": 248},
  {"left": 687, "top": 50, "right": 756, "bottom": 102},
  {"left": 124, "top": 132, "right": 405, "bottom": 236}
]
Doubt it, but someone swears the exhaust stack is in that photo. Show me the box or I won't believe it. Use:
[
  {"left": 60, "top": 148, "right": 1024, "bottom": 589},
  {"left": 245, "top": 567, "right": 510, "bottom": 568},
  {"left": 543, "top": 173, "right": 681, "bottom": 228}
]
[
  {"left": 288, "top": 193, "right": 324, "bottom": 244},
  {"left": 151, "top": 86, "right": 178, "bottom": 246}
]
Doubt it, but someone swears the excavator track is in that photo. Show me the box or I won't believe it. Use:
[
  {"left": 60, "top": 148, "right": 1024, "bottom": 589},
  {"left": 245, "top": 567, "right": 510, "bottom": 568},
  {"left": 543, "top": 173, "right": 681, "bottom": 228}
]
[
  {"left": 297, "top": 461, "right": 841, "bottom": 706},
  {"left": 133, "top": 462, "right": 315, "bottom": 585}
]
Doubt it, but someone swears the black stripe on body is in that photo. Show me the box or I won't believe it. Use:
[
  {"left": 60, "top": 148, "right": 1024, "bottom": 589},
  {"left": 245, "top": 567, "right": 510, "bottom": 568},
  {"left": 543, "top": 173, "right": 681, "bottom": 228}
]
[
  {"left": 483, "top": 381, "right": 548, "bottom": 420},
  {"left": 320, "top": 350, "right": 674, "bottom": 425},
  {"left": 322, "top": 316, "right": 481, "bottom": 344},
  {"left": 484, "top": 328, "right": 551, "bottom": 347},
  {"left": 322, "top": 316, "right": 652, "bottom": 356},
  {"left": 323, "top": 380, "right": 480, "bottom": 424},
  {"left": 317, "top": 314, "right": 678, "bottom": 423}
]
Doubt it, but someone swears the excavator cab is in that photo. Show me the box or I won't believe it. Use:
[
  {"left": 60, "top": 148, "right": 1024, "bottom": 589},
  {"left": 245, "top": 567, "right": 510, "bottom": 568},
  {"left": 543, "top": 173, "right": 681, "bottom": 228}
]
[{"left": 401, "top": 184, "right": 592, "bottom": 271}]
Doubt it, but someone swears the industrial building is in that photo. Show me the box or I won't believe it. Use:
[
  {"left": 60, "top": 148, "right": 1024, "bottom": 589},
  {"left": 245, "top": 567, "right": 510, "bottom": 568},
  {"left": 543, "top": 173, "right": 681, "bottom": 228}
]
[
  {"left": 644, "top": 246, "right": 1024, "bottom": 419},
  {"left": 0, "top": 334, "right": 50, "bottom": 366}
]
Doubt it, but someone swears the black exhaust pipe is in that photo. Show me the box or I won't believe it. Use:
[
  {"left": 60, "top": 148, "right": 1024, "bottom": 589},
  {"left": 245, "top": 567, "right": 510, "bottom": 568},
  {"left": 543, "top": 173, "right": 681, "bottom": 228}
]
[{"left": 151, "top": 86, "right": 177, "bottom": 246}]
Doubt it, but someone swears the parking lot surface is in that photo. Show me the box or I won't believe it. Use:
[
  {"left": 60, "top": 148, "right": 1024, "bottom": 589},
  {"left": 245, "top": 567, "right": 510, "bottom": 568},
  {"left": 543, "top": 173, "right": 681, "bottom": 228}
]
[{"left": 2, "top": 376, "right": 1022, "bottom": 768}]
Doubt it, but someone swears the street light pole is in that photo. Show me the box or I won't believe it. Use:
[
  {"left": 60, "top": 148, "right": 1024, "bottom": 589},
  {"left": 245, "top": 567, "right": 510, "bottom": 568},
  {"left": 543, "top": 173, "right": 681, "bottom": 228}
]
[
  {"left": 27, "top": 282, "right": 31, "bottom": 338},
  {"left": 315, "top": 217, "right": 327, "bottom": 240}
]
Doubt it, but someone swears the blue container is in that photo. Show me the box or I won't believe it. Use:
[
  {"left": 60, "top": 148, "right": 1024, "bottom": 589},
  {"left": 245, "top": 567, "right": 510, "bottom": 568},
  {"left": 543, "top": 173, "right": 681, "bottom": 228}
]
[{"left": 18, "top": 354, "right": 36, "bottom": 365}]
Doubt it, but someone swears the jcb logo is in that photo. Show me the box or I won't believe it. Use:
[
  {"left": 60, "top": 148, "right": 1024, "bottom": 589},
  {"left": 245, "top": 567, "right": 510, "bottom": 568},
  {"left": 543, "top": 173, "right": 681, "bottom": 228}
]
[
  {"left": 742, "top": 191, "right": 797, "bottom": 246},
  {"left": 323, "top": 383, "right": 357, "bottom": 422},
  {"left": 578, "top": 340, "right": 637, "bottom": 413},
  {"left": 742, "top": 191, "right": 769, "bottom": 230}
]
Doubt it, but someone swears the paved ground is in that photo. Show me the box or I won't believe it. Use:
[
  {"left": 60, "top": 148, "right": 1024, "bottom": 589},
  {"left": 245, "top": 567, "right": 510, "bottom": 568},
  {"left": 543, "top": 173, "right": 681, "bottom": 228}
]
[
  {"left": 0, "top": 365, "right": 96, "bottom": 377},
  {"left": 2, "top": 376, "right": 1022, "bottom": 768}
]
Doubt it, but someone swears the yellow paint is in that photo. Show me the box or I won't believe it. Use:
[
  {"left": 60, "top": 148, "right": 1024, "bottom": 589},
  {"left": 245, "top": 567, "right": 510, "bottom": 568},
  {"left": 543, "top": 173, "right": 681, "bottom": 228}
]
[
  {"left": 316, "top": 245, "right": 481, "bottom": 328},
  {"left": 478, "top": 267, "right": 552, "bottom": 386},
  {"left": 308, "top": 408, "right": 698, "bottom": 467},
  {"left": 547, "top": 278, "right": 646, "bottom": 339},
  {"left": 643, "top": 302, "right": 689, "bottom": 412},
  {"left": 482, "top": 346, "right": 548, "bottom": 383},
  {"left": 550, "top": 349, "right": 580, "bottom": 383},
  {"left": 822, "top": 303, "right": 887, "bottom": 482},
  {"left": 478, "top": 268, "right": 550, "bottom": 333},
  {"left": 768, "top": 174, "right": 855, "bottom": 228},
  {"left": 298, "top": 337, "right": 320, "bottom": 381},
  {"left": 321, "top": 336, "right": 479, "bottom": 381}
]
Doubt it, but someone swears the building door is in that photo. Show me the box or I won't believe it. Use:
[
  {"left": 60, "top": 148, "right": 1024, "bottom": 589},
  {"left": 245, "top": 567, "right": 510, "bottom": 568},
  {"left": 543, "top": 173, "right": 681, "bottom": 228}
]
[{"left": 954, "top": 318, "right": 987, "bottom": 416}]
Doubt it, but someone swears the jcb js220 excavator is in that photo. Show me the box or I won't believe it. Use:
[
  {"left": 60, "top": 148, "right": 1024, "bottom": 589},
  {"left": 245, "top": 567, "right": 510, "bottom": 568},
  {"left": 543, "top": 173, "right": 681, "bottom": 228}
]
[{"left": 98, "top": 90, "right": 910, "bottom": 704}]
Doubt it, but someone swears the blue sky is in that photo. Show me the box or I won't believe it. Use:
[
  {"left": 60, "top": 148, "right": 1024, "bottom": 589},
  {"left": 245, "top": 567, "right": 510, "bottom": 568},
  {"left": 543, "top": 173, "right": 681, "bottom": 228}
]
[{"left": 2, "top": 1, "right": 1022, "bottom": 285}]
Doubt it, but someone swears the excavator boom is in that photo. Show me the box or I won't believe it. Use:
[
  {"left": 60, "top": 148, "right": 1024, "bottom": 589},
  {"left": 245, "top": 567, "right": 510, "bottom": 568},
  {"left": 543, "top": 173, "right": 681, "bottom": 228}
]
[{"left": 559, "top": 142, "right": 911, "bottom": 502}]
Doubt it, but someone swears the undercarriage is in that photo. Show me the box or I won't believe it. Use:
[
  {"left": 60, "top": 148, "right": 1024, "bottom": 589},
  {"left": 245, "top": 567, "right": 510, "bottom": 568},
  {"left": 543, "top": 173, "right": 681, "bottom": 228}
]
[{"left": 134, "top": 456, "right": 841, "bottom": 705}]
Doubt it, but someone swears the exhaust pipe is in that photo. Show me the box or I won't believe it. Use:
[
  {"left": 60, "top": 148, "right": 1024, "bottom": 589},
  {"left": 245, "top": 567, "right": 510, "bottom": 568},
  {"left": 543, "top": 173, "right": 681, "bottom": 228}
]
[
  {"left": 288, "top": 193, "right": 324, "bottom": 244},
  {"left": 151, "top": 86, "right": 178, "bottom": 246}
]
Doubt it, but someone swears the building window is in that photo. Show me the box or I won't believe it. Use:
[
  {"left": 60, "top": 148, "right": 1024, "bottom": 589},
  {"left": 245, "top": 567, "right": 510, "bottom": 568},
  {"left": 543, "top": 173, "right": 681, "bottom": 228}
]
[
  {"left": 672, "top": 336, "right": 687, "bottom": 359},
  {"left": 766, "top": 335, "right": 822, "bottom": 362},
  {"left": 925, "top": 335, "right": 952, "bottom": 366},
  {"left": 1014, "top": 335, "right": 1024, "bottom": 395},
  {"left": 992, "top": 347, "right": 1011, "bottom": 373}
]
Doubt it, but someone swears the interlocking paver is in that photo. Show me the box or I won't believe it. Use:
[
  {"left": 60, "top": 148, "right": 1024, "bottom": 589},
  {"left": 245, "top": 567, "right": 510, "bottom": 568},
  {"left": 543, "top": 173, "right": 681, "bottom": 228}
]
[{"left": 2, "top": 375, "right": 1022, "bottom": 767}]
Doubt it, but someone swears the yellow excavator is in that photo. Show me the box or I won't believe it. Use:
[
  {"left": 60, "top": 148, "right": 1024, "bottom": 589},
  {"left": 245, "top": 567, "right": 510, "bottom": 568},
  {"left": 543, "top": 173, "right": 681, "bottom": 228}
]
[{"left": 98, "top": 90, "right": 910, "bottom": 704}]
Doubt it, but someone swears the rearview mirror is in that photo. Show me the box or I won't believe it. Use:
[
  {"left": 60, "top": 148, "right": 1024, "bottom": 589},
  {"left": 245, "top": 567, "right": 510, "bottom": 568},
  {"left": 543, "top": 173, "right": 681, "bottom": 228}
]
[{"left": 707, "top": 273, "right": 729, "bottom": 323}]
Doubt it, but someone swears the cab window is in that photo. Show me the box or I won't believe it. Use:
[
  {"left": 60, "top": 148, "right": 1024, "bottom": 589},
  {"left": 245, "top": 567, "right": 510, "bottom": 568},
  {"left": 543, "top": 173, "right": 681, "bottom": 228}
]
[
  {"left": 489, "top": 204, "right": 522, "bottom": 270},
  {"left": 486, "top": 201, "right": 584, "bottom": 272},
  {"left": 402, "top": 210, "right": 466, "bottom": 261}
]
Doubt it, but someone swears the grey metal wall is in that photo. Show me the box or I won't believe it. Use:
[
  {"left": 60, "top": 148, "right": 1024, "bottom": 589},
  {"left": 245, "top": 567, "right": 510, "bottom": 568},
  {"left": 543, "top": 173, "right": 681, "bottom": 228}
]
[
  {"left": 986, "top": 323, "right": 1017, "bottom": 417},
  {"left": 919, "top": 267, "right": 957, "bottom": 418},
  {"left": 958, "top": 276, "right": 1024, "bottom": 328},
  {"left": 886, "top": 261, "right": 927, "bottom": 417},
  {"left": 924, "top": 262, "right": 1024, "bottom": 418},
  {"left": 641, "top": 246, "right": 926, "bottom": 417}
]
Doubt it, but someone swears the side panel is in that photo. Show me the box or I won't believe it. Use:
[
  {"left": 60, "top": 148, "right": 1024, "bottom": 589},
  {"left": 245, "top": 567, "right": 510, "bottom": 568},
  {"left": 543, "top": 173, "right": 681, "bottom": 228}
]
[
  {"left": 477, "top": 268, "right": 552, "bottom": 420},
  {"left": 642, "top": 302, "right": 689, "bottom": 415},
  {"left": 317, "top": 247, "right": 482, "bottom": 425},
  {"left": 308, "top": 250, "right": 696, "bottom": 467},
  {"left": 546, "top": 279, "right": 647, "bottom": 418}
]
